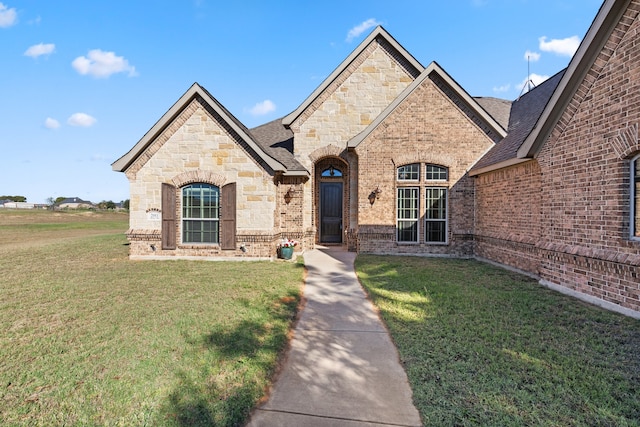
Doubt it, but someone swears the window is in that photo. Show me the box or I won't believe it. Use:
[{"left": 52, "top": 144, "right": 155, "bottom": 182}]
[
  {"left": 182, "top": 183, "right": 219, "bottom": 244},
  {"left": 397, "top": 187, "right": 419, "bottom": 242},
  {"left": 425, "top": 188, "right": 447, "bottom": 243},
  {"left": 321, "top": 166, "right": 342, "bottom": 177},
  {"left": 633, "top": 155, "right": 640, "bottom": 239},
  {"left": 397, "top": 163, "right": 419, "bottom": 181},
  {"left": 426, "top": 164, "right": 448, "bottom": 180},
  {"left": 396, "top": 163, "right": 449, "bottom": 244}
]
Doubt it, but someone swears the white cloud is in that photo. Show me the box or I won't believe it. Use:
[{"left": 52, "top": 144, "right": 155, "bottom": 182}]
[
  {"left": 517, "top": 73, "right": 550, "bottom": 91},
  {"left": 539, "top": 35, "right": 580, "bottom": 57},
  {"left": 72, "top": 49, "right": 137, "bottom": 78},
  {"left": 24, "top": 43, "right": 55, "bottom": 58},
  {"left": 0, "top": 3, "right": 17, "bottom": 28},
  {"left": 67, "top": 113, "right": 97, "bottom": 127},
  {"left": 44, "top": 117, "right": 60, "bottom": 129},
  {"left": 247, "top": 100, "right": 276, "bottom": 116},
  {"left": 524, "top": 50, "right": 540, "bottom": 62},
  {"left": 492, "top": 83, "right": 511, "bottom": 93},
  {"left": 346, "top": 18, "right": 381, "bottom": 42}
]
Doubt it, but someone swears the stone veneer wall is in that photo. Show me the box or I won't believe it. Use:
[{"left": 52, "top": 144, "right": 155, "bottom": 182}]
[
  {"left": 289, "top": 38, "right": 419, "bottom": 235},
  {"left": 125, "top": 97, "right": 282, "bottom": 258},
  {"left": 354, "top": 75, "right": 495, "bottom": 255}
]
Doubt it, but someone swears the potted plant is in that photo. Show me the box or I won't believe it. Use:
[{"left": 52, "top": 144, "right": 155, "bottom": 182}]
[{"left": 278, "top": 238, "right": 298, "bottom": 260}]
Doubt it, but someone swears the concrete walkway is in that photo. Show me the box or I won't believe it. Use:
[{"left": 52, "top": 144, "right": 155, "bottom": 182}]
[{"left": 247, "top": 246, "right": 422, "bottom": 427}]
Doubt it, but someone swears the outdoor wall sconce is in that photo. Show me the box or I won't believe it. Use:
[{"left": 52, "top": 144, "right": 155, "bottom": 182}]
[
  {"left": 284, "top": 186, "right": 295, "bottom": 204},
  {"left": 368, "top": 186, "right": 381, "bottom": 205}
]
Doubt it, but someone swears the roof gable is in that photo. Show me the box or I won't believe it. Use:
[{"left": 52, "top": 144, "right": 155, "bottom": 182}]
[
  {"left": 112, "top": 83, "right": 288, "bottom": 174},
  {"left": 348, "top": 61, "right": 508, "bottom": 149},
  {"left": 281, "top": 26, "right": 424, "bottom": 128},
  {"left": 517, "top": 0, "right": 632, "bottom": 159}
]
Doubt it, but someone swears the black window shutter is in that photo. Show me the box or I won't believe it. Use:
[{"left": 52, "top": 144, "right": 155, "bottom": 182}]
[
  {"left": 221, "top": 182, "right": 236, "bottom": 250},
  {"left": 161, "top": 183, "right": 177, "bottom": 250}
]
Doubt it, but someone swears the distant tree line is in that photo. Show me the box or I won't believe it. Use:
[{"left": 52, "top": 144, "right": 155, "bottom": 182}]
[
  {"left": 0, "top": 195, "right": 27, "bottom": 202},
  {"left": 45, "top": 197, "right": 130, "bottom": 210}
]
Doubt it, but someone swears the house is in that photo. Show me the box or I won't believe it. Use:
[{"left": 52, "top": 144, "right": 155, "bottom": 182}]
[
  {"left": 113, "top": 0, "right": 640, "bottom": 317},
  {"left": 57, "top": 197, "right": 94, "bottom": 209}
]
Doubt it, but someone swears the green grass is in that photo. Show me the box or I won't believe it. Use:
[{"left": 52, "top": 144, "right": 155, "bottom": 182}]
[
  {"left": 0, "top": 210, "right": 303, "bottom": 426},
  {"left": 355, "top": 255, "right": 640, "bottom": 427}
]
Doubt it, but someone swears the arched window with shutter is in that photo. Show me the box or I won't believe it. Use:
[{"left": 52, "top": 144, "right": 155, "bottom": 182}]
[{"left": 182, "top": 183, "right": 220, "bottom": 244}]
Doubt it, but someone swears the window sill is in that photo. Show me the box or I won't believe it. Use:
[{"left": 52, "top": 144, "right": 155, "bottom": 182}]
[
  {"left": 396, "top": 242, "right": 449, "bottom": 246},
  {"left": 179, "top": 243, "right": 221, "bottom": 249}
]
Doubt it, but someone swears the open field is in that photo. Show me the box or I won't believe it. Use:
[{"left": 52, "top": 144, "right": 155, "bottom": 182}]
[
  {"left": 0, "top": 210, "right": 303, "bottom": 426},
  {"left": 356, "top": 255, "right": 640, "bottom": 426}
]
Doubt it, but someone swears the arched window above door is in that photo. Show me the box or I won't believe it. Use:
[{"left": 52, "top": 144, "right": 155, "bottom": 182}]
[{"left": 321, "top": 165, "right": 342, "bottom": 177}]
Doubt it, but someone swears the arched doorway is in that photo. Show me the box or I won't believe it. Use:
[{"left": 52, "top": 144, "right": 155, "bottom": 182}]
[{"left": 317, "top": 159, "right": 347, "bottom": 244}]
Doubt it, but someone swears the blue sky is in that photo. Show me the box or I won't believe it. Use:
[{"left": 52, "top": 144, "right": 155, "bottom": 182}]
[{"left": 1, "top": 0, "right": 604, "bottom": 204}]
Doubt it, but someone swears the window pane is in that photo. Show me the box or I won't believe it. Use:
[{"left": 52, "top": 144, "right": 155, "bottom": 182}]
[
  {"left": 397, "top": 187, "right": 418, "bottom": 242},
  {"left": 182, "top": 183, "right": 220, "bottom": 244},
  {"left": 425, "top": 221, "right": 446, "bottom": 243},
  {"left": 425, "top": 188, "right": 447, "bottom": 243},
  {"left": 426, "top": 164, "right": 448, "bottom": 180},
  {"left": 425, "top": 188, "right": 446, "bottom": 219},
  {"left": 321, "top": 166, "right": 342, "bottom": 177},
  {"left": 397, "top": 164, "right": 419, "bottom": 181},
  {"left": 635, "top": 159, "right": 640, "bottom": 237},
  {"left": 398, "top": 221, "right": 418, "bottom": 242}
]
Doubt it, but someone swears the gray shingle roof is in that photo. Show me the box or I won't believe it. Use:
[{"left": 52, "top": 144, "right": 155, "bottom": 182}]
[
  {"left": 471, "top": 69, "right": 566, "bottom": 172},
  {"left": 474, "top": 97, "right": 512, "bottom": 130},
  {"left": 250, "top": 119, "right": 307, "bottom": 172}
]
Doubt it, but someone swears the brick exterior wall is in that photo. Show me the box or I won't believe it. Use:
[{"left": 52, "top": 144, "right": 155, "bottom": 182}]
[
  {"left": 475, "top": 2, "right": 640, "bottom": 314},
  {"left": 354, "top": 75, "right": 495, "bottom": 256},
  {"left": 475, "top": 161, "right": 542, "bottom": 273},
  {"left": 535, "top": 2, "right": 640, "bottom": 312}
]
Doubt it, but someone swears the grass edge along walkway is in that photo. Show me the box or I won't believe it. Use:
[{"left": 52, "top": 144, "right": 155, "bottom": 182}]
[{"left": 355, "top": 255, "right": 640, "bottom": 427}]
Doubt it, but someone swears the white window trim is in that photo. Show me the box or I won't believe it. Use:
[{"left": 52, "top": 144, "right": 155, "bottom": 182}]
[
  {"left": 181, "top": 184, "right": 220, "bottom": 245},
  {"left": 424, "top": 187, "right": 449, "bottom": 244},
  {"left": 632, "top": 154, "right": 640, "bottom": 241},
  {"left": 396, "top": 186, "right": 420, "bottom": 243}
]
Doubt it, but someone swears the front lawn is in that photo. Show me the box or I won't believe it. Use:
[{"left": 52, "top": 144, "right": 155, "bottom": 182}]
[
  {"left": 356, "top": 255, "right": 640, "bottom": 426},
  {"left": 0, "top": 210, "right": 303, "bottom": 426}
]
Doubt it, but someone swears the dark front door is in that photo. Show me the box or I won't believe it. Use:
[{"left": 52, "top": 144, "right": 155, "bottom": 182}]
[{"left": 320, "top": 182, "right": 343, "bottom": 243}]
